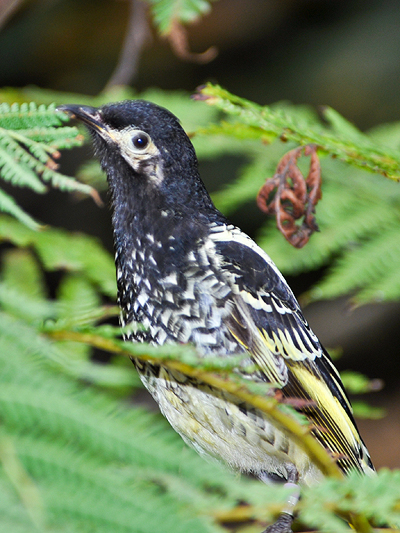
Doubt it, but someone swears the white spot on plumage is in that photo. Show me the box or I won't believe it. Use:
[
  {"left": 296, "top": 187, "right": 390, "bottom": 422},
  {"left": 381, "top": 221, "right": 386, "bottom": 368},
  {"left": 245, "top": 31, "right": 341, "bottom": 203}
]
[
  {"left": 143, "top": 278, "right": 152, "bottom": 291},
  {"left": 214, "top": 284, "right": 231, "bottom": 299},
  {"left": 240, "top": 290, "right": 272, "bottom": 312},
  {"left": 176, "top": 322, "right": 193, "bottom": 343},
  {"left": 146, "top": 302, "right": 154, "bottom": 318},
  {"left": 209, "top": 223, "right": 291, "bottom": 292},
  {"left": 271, "top": 297, "right": 289, "bottom": 314},
  {"left": 156, "top": 329, "right": 168, "bottom": 345},
  {"left": 186, "top": 250, "right": 196, "bottom": 262},
  {"left": 205, "top": 309, "right": 223, "bottom": 329},
  {"left": 160, "top": 308, "right": 174, "bottom": 327},
  {"left": 192, "top": 329, "right": 219, "bottom": 345},
  {"left": 162, "top": 271, "right": 179, "bottom": 286},
  {"left": 164, "top": 291, "right": 175, "bottom": 304},
  {"left": 182, "top": 278, "right": 195, "bottom": 300},
  {"left": 196, "top": 247, "right": 211, "bottom": 267},
  {"left": 137, "top": 291, "right": 148, "bottom": 307},
  {"left": 176, "top": 303, "right": 192, "bottom": 318},
  {"left": 133, "top": 273, "right": 142, "bottom": 285}
]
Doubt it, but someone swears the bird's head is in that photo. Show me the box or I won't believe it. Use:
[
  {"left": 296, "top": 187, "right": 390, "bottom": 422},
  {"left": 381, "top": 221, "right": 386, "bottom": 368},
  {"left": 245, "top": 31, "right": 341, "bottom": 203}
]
[{"left": 58, "top": 100, "right": 214, "bottom": 215}]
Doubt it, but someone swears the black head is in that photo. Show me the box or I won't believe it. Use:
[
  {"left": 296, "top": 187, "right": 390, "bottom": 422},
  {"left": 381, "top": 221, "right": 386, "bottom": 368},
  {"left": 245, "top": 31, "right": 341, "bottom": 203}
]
[{"left": 58, "top": 100, "right": 215, "bottom": 216}]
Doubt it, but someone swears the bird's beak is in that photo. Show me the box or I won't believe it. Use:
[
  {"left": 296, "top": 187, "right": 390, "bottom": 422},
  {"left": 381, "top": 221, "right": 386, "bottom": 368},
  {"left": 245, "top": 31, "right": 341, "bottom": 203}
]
[{"left": 57, "top": 104, "right": 115, "bottom": 141}]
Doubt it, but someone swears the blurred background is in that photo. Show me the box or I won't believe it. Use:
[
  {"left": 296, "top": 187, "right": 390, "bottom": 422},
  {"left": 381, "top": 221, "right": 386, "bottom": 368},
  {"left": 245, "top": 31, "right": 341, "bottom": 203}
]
[{"left": 0, "top": 0, "right": 399, "bottom": 469}]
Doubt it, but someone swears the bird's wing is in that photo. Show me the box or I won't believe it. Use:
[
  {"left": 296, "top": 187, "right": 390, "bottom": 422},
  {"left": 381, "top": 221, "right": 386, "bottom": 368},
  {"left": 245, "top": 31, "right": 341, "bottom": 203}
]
[{"left": 210, "top": 224, "right": 373, "bottom": 475}]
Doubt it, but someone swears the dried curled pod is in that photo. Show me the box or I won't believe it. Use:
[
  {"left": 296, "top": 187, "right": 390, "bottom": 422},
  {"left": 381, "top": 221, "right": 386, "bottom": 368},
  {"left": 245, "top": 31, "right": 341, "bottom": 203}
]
[{"left": 257, "top": 144, "right": 322, "bottom": 248}]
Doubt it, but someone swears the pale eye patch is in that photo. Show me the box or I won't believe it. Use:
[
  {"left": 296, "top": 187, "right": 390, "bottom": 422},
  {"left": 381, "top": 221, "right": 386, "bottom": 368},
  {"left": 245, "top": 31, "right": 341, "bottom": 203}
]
[
  {"left": 107, "top": 126, "right": 164, "bottom": 183},
  {"left": 110, "top": 126, "right": 160, "bottom": 168}
]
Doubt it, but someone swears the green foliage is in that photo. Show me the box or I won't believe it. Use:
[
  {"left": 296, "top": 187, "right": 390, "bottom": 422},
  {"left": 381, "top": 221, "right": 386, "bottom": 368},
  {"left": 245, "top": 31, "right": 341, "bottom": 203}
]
[
  {"left": 1, "top": 83, "right": 400, "bottom": 531},
  {"left": 0, "top": 215, "right": 139, "bottom": 391},
  {"left": 198, "top": 84, "right": 400, "bottom": 181},
  {"left": 0, "top": 215, "right": 319, "bottom": 533},
  {"left": 300, "top": 469, "right": 400, "bottom": 532},
  {"left": 0, "top": 313, "right": 238, "bottom": 533},
  {"left": 0, "top": 101, "right": 96, "bottom": 229},
  {"left": 0, "top": 214, "right": 396, "bottom": 533},
  {"left": 194, "top": 83, "right": 400, "bottom": 305},
  {"left": 340, "top": 372, "right": 386, "bottom": 419},
  {"left": 145, "top": 0, "right": 216, "bottom": 35}
]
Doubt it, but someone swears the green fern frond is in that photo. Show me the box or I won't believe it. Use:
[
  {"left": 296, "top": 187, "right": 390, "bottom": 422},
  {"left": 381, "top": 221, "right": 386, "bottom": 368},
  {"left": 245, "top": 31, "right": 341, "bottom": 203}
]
[
  {"left": 211, "top": 159, "right": 264, "bottom": 215},
  {"left": 0, "top": 216, "right": 116, "bottom": 298},
  {"left": 0, "top": 102, "right": 68, "bottom": 129},
  {"left": 0, "top": 131, "right": 47, "bottom": 191},
  {"left": 0, "top": 310, "right": 283, "bottom": 533},
  {"left": 198, "top": 83, "right": 400, "bottom": 181},
  {"left": 0, "top": 188, "right": 40, "bottom": 229},
  {"left": 211, "top": 145, "right": 281, "bottom": 215},
  {"left": 2, "top": 247, "right": 46, "bottom": 299},
  {"left": 308, "top": 226, "right": 400, "bottom": 302},
  {"left": 255, "top": 174, "right": 393, "bottom": 272},
  {"left": 190, "top": 86, "right": 400, "bottom": 304},
  {"left": 0, "top": 101, "right": 97, "bottom": 228},
  {"left": 0, "top": 217, "right": 134, "bottom": 390},
  {"left": 300, "top": 469, "right": 400, "bottom": 530},
  {"left": 145, "top": 0, "right": 215, "bottom": 35},
  {"left": 11, "top": 125, "right": 79, "bottom": 146}
]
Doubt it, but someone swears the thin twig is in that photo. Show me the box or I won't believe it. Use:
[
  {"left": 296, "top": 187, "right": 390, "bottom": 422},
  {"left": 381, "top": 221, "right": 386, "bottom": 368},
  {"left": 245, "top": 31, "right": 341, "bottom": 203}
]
[
  {"left": 46, "top": 327, "right": 377, "bottom": 532},
  {"left": 46, "top": 328, "right": 343, "bottom": 480},
  {"left": 0, "top": 0, "right": 24, "bottom": 30},
  {"left": 104, "top": 0, "right": 150, "bottom": 89},
  {"left": 167, "top": 21, "right": 218, "bottom": 63},
  {"left": 0, "top": 433, "right": 46, "bottom": 530}
]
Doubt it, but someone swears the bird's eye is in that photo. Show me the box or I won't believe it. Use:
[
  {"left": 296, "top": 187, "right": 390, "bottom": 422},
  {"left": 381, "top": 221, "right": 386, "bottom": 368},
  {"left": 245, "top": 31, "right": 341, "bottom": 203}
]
[{"left": 131, "top": 132, "right": 149, "bottom": 150}]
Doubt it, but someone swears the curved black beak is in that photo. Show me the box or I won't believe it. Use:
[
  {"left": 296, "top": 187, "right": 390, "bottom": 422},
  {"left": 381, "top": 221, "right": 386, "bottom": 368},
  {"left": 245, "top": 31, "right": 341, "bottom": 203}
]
[{"left": 57, "top": 104, "right": 113, "bottom": 140}]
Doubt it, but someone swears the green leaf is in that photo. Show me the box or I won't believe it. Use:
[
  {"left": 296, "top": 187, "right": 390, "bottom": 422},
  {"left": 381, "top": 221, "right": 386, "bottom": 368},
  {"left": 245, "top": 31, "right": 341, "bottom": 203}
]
[
  {"left": 301, "top": 470, "right": 400, "bottom": 530},
  {"left": 341, "top": 371, "right": 383, "bottom": 395},
  {"left": 308, "top": 225, "right": 400, "bottom": 303},
  {"left": 0, "top": 102, "right": 68, "bottom": 129},
  {"left": 0, "top": 188, "right": 40, "bottom": 229},
  {"left": 351, "top": 401, "right": 386, "bottom": 420},
  {"left": 0, "top": 101, "right": 98, "bottom": 228},
  {"left": 198, "top": 83, "right": 400, "bottom": 181},
  {"left": 0, "top": 216, "right": 116, "bottom": 298},
  {"left": 146, "top": 0, "right": 215, "bottom": 34},
  {"left": 0, "top": 309, "right": 293, "bottom": 533}
]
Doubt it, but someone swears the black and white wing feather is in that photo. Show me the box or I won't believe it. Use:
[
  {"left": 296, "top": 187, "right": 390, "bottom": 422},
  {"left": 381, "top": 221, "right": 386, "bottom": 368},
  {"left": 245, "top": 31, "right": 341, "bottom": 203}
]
[{"left": 209, "top": 223, "right": 374, "bottom": 476}]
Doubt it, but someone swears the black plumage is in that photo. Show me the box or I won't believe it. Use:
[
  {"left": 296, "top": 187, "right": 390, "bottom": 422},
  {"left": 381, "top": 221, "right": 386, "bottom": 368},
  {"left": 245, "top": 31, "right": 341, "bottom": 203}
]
[{"left": 59, "top": 100, "right": 374, "bottom": 533}]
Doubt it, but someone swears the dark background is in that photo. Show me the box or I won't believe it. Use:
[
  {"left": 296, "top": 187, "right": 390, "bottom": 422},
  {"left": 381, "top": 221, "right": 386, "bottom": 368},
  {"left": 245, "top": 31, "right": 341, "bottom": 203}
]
[{"left": 1, "top": 0, "right": 399, "bottom": 468}]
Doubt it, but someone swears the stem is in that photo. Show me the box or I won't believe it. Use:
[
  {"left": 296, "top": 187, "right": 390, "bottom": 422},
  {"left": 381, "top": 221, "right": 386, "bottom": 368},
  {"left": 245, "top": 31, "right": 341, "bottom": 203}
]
[{"left": 46, "top": 328, "right": 343, "bottom": 479}]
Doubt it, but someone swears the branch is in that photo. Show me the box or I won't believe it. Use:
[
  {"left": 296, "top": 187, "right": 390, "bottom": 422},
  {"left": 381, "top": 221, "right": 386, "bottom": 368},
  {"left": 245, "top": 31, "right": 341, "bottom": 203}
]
[
  {"left": 0, "top": 0, "right": 24, "bottom": 30},
  {"left": 45, "top": 327, "right": 343, "bottom": 480},
  {"left": 105, "top": 0, "right": 151, "bottom": 89},
  {"left": 195, "top": 83, "right": 400, "bottom": 181}
]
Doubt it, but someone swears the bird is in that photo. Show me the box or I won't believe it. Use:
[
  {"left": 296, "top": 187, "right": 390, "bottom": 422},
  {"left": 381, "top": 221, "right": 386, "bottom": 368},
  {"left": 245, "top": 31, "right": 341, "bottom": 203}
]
[{"left": 58, "top": 100, "right": 375, "bottom": 533}]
